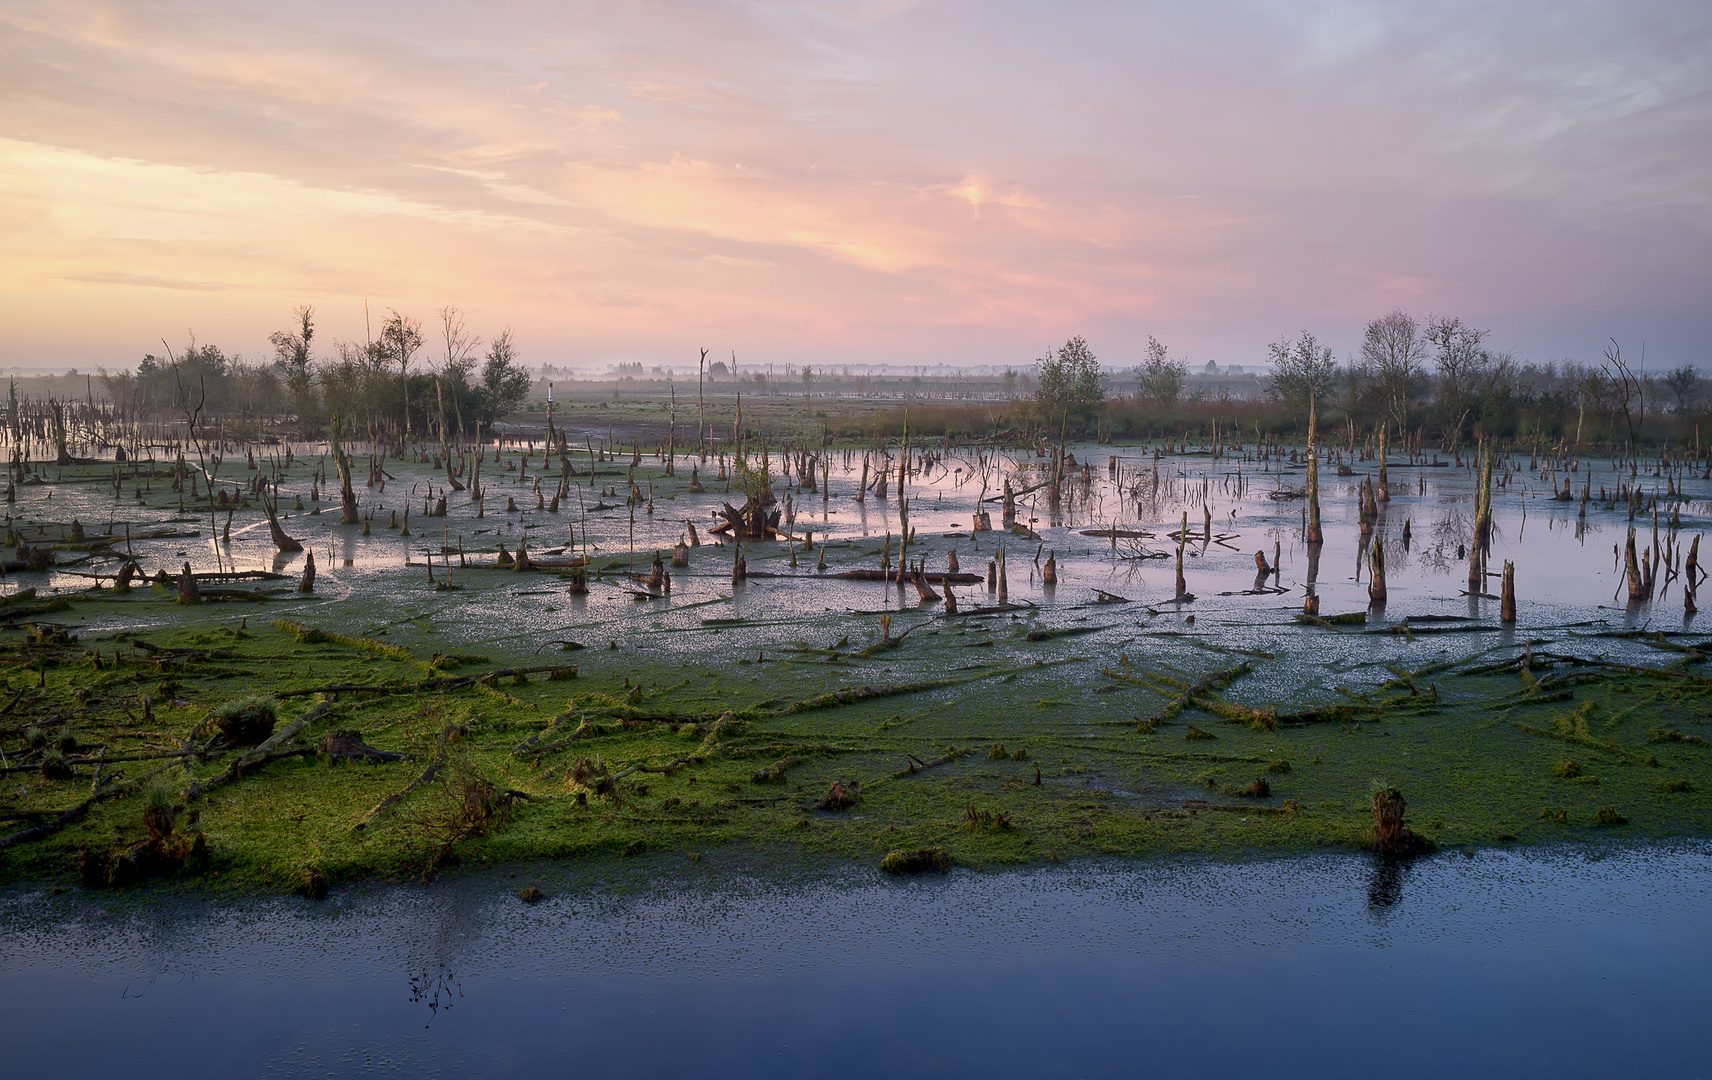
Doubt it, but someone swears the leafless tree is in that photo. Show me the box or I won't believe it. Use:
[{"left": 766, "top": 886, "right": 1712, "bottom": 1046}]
[
  {"left": 1426, "top": 315, "right": 1512, "bottom": 438},
  {"left": 1360, "top": 309, "right": 1427, "bottom": 430},
  {"left": 438, "top": 306, "right": 480, "bottom": 380},
  {"left": 1602, "top": 338, "right": 1645, "bottom": 457}
]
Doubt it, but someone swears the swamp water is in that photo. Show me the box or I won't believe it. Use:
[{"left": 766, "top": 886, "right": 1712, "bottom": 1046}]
[
  {"left": 3, "top": 843, "right": 1709, "bottom": 1078},
  {"left": 11, "top": 438, "right": 1707, "bottom": 683}
]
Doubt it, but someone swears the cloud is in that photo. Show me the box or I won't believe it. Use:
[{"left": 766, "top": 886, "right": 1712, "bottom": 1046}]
[
  {"left": 0, "top": 0, "right": 1706, "bottom": 367},
  {"left": 59, "top": 271, "right": 230, "bottom": 292}
]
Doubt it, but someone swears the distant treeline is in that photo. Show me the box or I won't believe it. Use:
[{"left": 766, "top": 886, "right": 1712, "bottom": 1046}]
[
  {"left": 6, "top": 305, "right": 1701, "bottom": 453},
  {"left": 836, "top": 313, "right": 1702, "bottom": 450},
  {"left": 93, "top": 306, "right": 532, "bottom": 444}
]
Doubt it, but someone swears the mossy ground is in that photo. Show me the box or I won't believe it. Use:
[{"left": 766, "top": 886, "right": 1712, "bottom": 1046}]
[{"left": 3, "top": 591, "right": 1710, "bottom": 891}]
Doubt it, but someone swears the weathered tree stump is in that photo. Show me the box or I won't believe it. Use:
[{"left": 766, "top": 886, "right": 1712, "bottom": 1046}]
[
  {"left": 1370, "top": 786, "right": 1429, "bottom": 854},
  {"left": 323, "top": 729, "right": 411, "bottom": 762}
]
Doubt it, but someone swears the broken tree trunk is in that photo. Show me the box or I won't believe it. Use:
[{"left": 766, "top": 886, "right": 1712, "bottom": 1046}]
[
  {"left": 909, "top": 569, "right": 942, "bottom": 603},
  {"left": 1626, "top": 528, "right": 1647, "bottom": 601},
  {"left": 263, "top": 495, "right": 303, "bottom": 552},
  {"left": 1368, "top": 537, "right": 1387, "bottom": 605},
  {"left": 1175, "top": 512, "right": 1188, "bottom": 599},
  {"left": 331, "top": 413, "right": 359, "bottom": 524}
]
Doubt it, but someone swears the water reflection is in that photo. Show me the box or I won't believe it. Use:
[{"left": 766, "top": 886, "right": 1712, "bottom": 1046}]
[
  {"left": 408, "top": 964, "right": 463, "bottom": 1028},
  {"left": 1366, "top": 854, "right": 1412, "bottom": 908},
  {"left": 3, "top": 848, "right": 1709, "bottom": 1078}
]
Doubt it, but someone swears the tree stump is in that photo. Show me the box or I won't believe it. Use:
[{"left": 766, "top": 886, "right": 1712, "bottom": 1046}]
[{"left": 1370, "top": 786, "right": 1429, "bottom": 854}]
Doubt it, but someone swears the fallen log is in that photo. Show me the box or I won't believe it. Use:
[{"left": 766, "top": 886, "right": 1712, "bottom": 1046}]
[
  {"left": 1133, "top": 662, "right": 1251, "bottom": 731},
  {"left": 354, "top": 719, "right": 459, "bottom": 830},
  {"left": 891, "top": 747, "right": 964, "bottom": 778},
  {"left": 276, "top": 663, "right": 576, "bottom": 698},
  {"left": 752, "top": 755, "right": 803, "bottom": 782},
  {"left": 0, "top": 760, "right": 180, "bottom": 850},
  {"left": 188, "top": 699, "right": 334, "bottom": 797},
  {"left": 832, "top": 569, "right": 983, "bottom": 584},
  {"left": 940, "top": 601, "right": 1036, "bottom": 618},
  {"left": 323, "top": 729, "right": 415, "bottom": 762},
  {"left": 512, "top": 707, "right": 581, "bottom": 756}
]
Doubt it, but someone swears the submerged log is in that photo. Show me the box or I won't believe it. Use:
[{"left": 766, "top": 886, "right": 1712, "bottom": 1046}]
[{"left": 832, "top": 569, "right": 982, "bottom": 584}]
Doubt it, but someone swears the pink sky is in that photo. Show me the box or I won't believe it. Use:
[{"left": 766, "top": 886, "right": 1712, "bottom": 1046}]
[{"left": 1, "top": 0, "right": 1707, "bottom": 373}]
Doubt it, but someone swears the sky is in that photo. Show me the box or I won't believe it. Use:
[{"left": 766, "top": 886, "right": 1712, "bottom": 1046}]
[{"left": 1, "top": 0, "right": 1708, "bottom": 374}]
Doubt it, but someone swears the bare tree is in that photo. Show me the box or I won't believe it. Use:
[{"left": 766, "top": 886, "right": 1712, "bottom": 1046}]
[
  {"left": 438, "top": 306, "right": 481, "bottom": 377},
  {"left": 1602, "top": 339, "right": 1645, "bottom": 456},
  {"left": 1360, "top": 310, "right": 1427, "bottom": 430},
  {"left": 435, "top": 305, "right": 480, "bottom": 452}
]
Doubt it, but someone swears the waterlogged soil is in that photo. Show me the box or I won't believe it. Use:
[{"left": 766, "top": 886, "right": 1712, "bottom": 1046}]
[{"left": 2, "top": 420, "right": 1711, "bottom": 891}]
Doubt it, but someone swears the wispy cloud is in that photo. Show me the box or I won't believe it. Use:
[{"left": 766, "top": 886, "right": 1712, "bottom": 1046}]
[{"left": 0, "top": 0, "right": 1707, "bottom": 367}]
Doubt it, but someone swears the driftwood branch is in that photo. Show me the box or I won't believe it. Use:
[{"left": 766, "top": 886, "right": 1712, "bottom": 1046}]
[
  {"left": 891, "top": 747, "right": 963, "bottom": 779},
  {"left": 354, "top": 719, "right": 459, "bottom": 830},
  {"left": 0, "top": 760, "right": 179, "bottom": 850}
]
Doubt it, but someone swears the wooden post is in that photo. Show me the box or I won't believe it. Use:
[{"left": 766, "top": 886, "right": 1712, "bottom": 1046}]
[{"left": 1500, "top": 560, "right": 1516, "bottom": 623}]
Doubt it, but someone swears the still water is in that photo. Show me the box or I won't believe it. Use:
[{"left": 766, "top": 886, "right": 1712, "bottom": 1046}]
[{"left": 2, "top": 845, "right": 1708, "bottom": 1078}]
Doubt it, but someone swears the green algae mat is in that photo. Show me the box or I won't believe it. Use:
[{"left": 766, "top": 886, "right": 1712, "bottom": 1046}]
[{"left": 3, "top": 586, "right": 1710, "bottom": 892}]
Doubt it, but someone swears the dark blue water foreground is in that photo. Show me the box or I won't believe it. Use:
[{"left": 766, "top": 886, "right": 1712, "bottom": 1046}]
[{"left": 2, "top": 845, "right": 1709, "bottom": 1078}]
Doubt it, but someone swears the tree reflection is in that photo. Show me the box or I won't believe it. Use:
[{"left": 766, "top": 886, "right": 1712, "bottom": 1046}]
[{"left": 1366, "top": 854, "right": 1410, "bottom": 908}]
